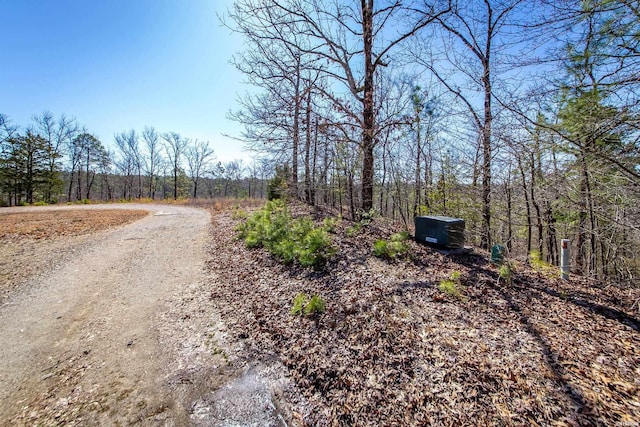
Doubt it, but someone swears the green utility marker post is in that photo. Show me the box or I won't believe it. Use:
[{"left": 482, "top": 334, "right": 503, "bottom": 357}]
[{"left": 491, "top": 244, "right": 506, "bottom": 266}]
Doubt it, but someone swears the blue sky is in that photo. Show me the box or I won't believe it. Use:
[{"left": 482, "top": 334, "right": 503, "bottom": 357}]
[{"left": 1, "top": 0, "right": 249, "bottom": 162}]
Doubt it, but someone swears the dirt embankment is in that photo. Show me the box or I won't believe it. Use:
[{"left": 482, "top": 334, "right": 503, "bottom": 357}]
[{"left": 205, "top": 205, "right": 640, "bottom": 426}]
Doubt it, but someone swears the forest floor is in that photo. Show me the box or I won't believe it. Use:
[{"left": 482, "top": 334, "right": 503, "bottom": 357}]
[
  {"left": 1, "top": 202, "right": 639, "bottom": 426},
  {"left": 206, "top": 203, "right": 640, "bottom": 426}
]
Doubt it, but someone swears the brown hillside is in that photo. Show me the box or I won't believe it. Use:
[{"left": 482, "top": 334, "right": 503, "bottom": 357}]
[{"left": 207, "top": 205, "right": 640, "bottom": 426}]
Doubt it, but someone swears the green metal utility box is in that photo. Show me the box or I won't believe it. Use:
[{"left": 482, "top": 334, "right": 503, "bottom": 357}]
[{"left": 414, "top": 216, "right": 465, "bottom": 249}]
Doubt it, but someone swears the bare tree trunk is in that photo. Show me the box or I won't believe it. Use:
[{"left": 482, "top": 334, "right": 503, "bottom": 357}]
[
  {"left": 76, "top": 166, "right": 82, "bottom": 201},
  {"left": 310, "top": 117, "right": 318, "bottom": 205},
  {"left": 589, "top": 187, "right": 597, "bottom": 278},
  {"left": 86, "top": 148, "right": 91, "bottom": 200},
  {"left": 320, "top": 140, "right": 329, "bottom": 205},
  {"left": 414, "top": 113, "right": 422, "bottom": 218},
  {"left": 505, "top": 175, "right": 513, "bottom": 252},
  {"left": 544, "top": 200, "right": 558, "bottom": 265},
  {"left": 304, "top": 84, "right": 313, "bottom": 204},
  {"left": 361, "top": 0, "right": 375, "bottom": 214},
  {"left": 577, "top": 152, "right": 589, "bottom": 275},
  {"left": 423, "top": 139, "right": 432, "bottom": 213},
  {"left": 291, "top": 59, "right": 301, "bottom": 199},
  {"left": 518, "top": 156, "right": 532, "bottom": 254},
  {"left": 380, "top": 144, "right": 388, "bottom": 216},
  {"left": 68, "top": 169, "right": 75, "bottom": 202},
  {"left": 530, "top": 152, "right": 543, "bottom": 257},
  {"left": 348, "top": 171, "right": 356, "bottom": 221},
  {"left": 480, "top": 56, "right": 492, "bottom": 249}
]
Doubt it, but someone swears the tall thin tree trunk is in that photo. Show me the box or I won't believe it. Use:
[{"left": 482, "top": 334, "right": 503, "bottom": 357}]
[
  {"left": 68, "top": 168, "right": 75, "bottom": 202},
  {"left": 311, "top": 117, "right": 318, "bottom": 205},
  {"left": 360, "top": 0, "right": 375, "bottom": 213},
  {"left": 505, "top": 177, "right": 513, "bottom": 252},
  {"left": 480, "top": 57, "right": 492, "bottom": 249},
  {"left": 173, "top": 160, "right": 178, "bottom": 200},
  {"left": 530, "top": 152, "right": 543, "bottom": 257},
  {"left": 414, "top": 114, "right": 422, "bottom": 218},
  {"left": 86, "top": 148, "right": 91, "bottom": 200},
  {"left": 518, "top": 157, "right": 532, "bottom": 254},
  {"left": 76, "top": 165, "right": 82, "bottom": 201},
  {"left": 544, "top": 200, "right": 558, "bottom": 265},
  {"left": 291, "top": 58, "right": 301, "bottom": 199},
  {"left": 577, "top": 151, "right": 589, "bottom": 275},
  {"left": 304, "top": 85, "right": 313, "bottom": 204},
  {"left": 423, "top": 140, "right": 432, "bottom": 212}
]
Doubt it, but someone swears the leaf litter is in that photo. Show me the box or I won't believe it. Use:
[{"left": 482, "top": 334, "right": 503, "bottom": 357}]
[{"left": 206, "top": 205, "right": 640, "bottom": 426}]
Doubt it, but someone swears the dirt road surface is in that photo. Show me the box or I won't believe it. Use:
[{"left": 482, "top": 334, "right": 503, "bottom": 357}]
[{"left": 0, "top": 204, "right": 285, "bottom": 426}]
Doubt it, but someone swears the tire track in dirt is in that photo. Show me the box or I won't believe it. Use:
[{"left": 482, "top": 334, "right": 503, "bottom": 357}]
[{"left": 0, "top": 205, "right": 211, "bottom": 425}]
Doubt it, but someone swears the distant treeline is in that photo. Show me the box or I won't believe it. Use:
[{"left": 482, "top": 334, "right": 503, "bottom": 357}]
[{"left": 0, "top": 112, "right": 269, "bottom": 205}]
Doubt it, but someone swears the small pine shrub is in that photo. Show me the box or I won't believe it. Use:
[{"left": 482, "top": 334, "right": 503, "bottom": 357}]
[
  {"left": 373, "top": 239, "right": 388, "bottom": 257},
  {"left": 274, "top": 238, "right": 297, "bottom": 264},
  {"left": 438, "top": 271, "right": 467, "bottom": 302},
  {"left": 236, "top": 201, "right": 334, "bottom": 268},
  {"left": 346, "top": 222, "right": 362, "bottom": 237},
  {"left": 297, "top": 227, "right": 335, "bottom": 268},
  {"left": 529, "top": 250, "right": 551, "bottom": 269},
  {"left": 391, "top": 231, "right": 410, "bottom": 242},
  {"left": 373, "top": 231, "right": 409, "bottom": 259},
  {"left": 357, "top": 207, "right": 378, "bottom": 225},
  {"left": 322, "top": 216, "right": 339, "bottom": 233},
  {"left": 499, "top": 263, "right": 512, "bottom": 286},
  {"left": 291, "top": 293, "right": 326, "bottom": 317},
  {"left": 304, "top": 295, "right": 326, "bottom": 316},
  {"left": 438, "top": 279, "right": 461, "bottom": 298},
  {"left": 291, "top": 293, "right": 308, "bottom": 316}
]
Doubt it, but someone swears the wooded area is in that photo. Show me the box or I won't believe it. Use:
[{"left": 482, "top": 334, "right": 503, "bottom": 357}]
[
  {"left": 2, "top": 0, "right": 638, "bottom": 285},
  {"left": 223, "top": 0, "right": 639, "bottom": 285},
  {"left": 0, "top": 112, "right": 266, "bottom": 204}
]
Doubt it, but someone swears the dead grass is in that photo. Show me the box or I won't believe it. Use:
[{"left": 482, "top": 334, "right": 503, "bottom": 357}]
[
  {"left": 0, "top": 209, "right": 149, "bottom": 303},
  {"left": 0, "top": 209, "right": 148, "bottom": 240},
  {"left": 188, "top": 197, "right": 265, "bottom": 212}
]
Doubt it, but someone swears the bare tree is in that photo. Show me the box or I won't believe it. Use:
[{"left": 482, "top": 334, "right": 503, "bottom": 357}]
[
  {"left": 222, "top": 159, "right": 245, "bottom": 197},
  {"left": 409, "top": 0, "right": 529, "bottom": 247},
  {"left": 162, "top": 132, "right": 189, "bottom": 200},
  {"left": 186, "top": 140, "right": 215, "bottom": 198},
  {"left": 227, "top": 0, "right": 451, "bottom": 212},
  {"left": 226, "top": 0, "right": 325, "bottom": 198},
  {"left": 114, "top": 130, "right": 138, "bottom": 200},
  {"left": 142, "top": 126, "right": 162, "bottom": 199},
  {"left": 97, "top": 148, "right": 114, "bottom": 201}
]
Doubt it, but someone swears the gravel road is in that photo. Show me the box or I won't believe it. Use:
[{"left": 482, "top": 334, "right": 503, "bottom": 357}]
[{"left": 0, "top": 204, "right": 285, "bottom": 426}]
